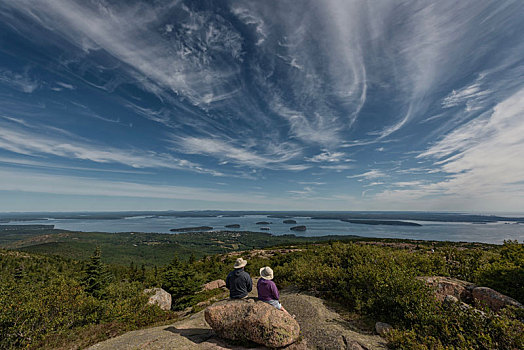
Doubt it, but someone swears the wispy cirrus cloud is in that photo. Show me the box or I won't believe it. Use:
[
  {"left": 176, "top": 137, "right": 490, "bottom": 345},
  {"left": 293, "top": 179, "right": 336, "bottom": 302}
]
[
  {"left": 0, "top": 168, "right": 264, "bottom": 204},
  {"left": 297, "top": 181, "right": 326, "bottom": 185},
  {"left": 306, "top": 151, "right": 349, "bottom": 163},
  {"left": 1, "top": 0, "right": 243, "bottom": 108},
  {"left": 173, "top": 136, "right": 307, "bottom": 170},
  {"left": 347, "top": 170, "right": 385, "bottom": 180},
  {"left": 0, "top": 123, "right": 224, "bottom": 176},
  {"left": 372, "top": 88, "right": 524, "bottom": 209},
  {"left": 0, "top": 69, "right": 39, "bottom": 93},
  {"left": 441, "top": 79, "right": 490, "bottom": 111},
  {"left": 0, "top": 156, "right": 152, "bottom": 174}
]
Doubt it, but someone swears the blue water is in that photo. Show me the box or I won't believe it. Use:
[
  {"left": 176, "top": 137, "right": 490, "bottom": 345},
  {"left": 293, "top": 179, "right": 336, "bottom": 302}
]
[{"left": 13, "top": 215, "right": 524, "bottom": 244}]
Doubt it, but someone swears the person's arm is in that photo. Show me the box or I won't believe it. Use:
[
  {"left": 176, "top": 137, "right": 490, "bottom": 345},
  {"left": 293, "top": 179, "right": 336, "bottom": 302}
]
[
  {"left": 246, "top": 273, "right": 253, "bottom": 292},
  {"left": 271, "top": 281, "right": 280, "bottom": 300}
]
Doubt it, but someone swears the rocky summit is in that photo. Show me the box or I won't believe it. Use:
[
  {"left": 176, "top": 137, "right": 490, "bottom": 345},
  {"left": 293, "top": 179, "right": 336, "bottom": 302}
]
[{"left": 205, "top": 299, "right": 300, "bottom": 348}]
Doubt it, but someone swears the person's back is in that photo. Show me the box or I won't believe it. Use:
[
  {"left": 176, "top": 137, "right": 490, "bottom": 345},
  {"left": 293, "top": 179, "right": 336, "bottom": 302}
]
[
  {"left": 226, "top": 258, "right": 252, "bottom": 299},
  {"left": 257, "top": 278, "right": 279, "bottom": 302},
  {"left": 257, "top": 266, "right": 291, "bottom": 316}
]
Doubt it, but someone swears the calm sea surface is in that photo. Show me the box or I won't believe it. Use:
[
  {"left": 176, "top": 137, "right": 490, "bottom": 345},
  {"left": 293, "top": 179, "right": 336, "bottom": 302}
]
[{"left": 17, "top": 215, "right": 524, "bottom": 244}]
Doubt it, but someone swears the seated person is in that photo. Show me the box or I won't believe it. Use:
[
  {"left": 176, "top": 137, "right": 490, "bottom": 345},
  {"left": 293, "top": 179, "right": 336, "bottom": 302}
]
[
  {"left": 226, "top": 258, "right": 252, "bottom": 299},
  {"left": 257, "top": 266, "right": 291, "bottom": 315}
]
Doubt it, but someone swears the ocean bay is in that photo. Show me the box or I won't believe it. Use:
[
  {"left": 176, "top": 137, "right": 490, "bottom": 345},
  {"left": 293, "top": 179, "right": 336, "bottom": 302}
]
[{"left": 14, "top": 214, "right": 524, "bottom": 244}]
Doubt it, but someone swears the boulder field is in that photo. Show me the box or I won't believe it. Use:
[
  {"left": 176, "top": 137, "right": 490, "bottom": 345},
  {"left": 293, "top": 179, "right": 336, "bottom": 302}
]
[{"left": 418, "top": 276, "right": 523, "bottom": 312}]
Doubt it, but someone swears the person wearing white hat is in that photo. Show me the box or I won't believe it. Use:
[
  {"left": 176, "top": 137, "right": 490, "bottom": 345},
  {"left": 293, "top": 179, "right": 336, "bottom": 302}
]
[
  {"left": 257, "top": 266, "right": 291, "bottom": 315},
  {"left": 225, "top": 257, "right": 252, "bottom": 299}
]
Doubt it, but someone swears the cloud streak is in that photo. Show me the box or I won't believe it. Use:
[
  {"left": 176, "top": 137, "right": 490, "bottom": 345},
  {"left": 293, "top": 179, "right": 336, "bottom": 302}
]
[{"left": 0, "top": 122, "right": 224, "bottom": 176}]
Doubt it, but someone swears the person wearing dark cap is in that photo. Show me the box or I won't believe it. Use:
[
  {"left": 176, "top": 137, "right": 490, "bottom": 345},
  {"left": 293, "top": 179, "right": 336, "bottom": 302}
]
[{"left": 225, "top": 257, "right": 252, "bottom": 299}]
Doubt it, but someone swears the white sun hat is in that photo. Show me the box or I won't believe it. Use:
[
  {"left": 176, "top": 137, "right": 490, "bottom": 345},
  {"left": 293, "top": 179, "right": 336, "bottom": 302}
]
[
  {"left": 234, "top": 257, "right": 247, "bottom": 268},
  {"left": 259, "top": 266, "right": 274, "bottom": 280}
]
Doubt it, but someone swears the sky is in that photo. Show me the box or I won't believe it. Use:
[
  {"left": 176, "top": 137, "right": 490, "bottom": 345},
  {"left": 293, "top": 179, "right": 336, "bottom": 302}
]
[{"left": 0, "top": 0, "right": 523, "bottom": 212}]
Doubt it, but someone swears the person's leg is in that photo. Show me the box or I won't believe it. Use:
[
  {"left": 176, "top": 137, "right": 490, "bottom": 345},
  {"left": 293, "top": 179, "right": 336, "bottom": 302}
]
[{"left": 273, "top": 300, "right": 294, "bottom": 317}]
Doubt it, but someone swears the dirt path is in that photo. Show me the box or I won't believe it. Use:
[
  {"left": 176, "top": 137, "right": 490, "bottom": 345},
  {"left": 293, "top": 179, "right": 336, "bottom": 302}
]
[{"left": 89, "top": 286, "right": 386, "bottom": 350}]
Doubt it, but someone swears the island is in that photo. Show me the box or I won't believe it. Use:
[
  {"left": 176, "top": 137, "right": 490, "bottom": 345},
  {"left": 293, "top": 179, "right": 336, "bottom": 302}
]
[
  {"left": 170, "top": 226, "right": 213, "bottom": 232},
  {"left": 256, "top": 221, "right": 271, "bottom": 225},
  {"left": 224, "top": 224, "right": 241, "bottom": 228},
  {"left": 290, "top": 225, "right": 307, "bottom": 231},
  {"left": 283, "top": 219, "right": 297, "bottom": 224},
  {"left": 342, "top": 219, "right": 422, "bottom": 227},
  {"left": 260, "top": 227, "right": 270, "bottom": 231}
]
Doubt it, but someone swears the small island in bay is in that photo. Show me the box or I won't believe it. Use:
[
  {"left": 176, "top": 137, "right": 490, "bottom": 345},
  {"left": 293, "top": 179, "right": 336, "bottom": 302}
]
[
  {"left": 256, "top": 221, "right": 271, "bottom": 225},
  {"left": 283, "top": 219, "right": 297, "bottom": 224},
  {"left": 342, "top": 219, "right": 422, "bottom": 227},
  {"left": 224, "top": 224, "right": 240, "bottom": 228},
  {"left": 290, "top": 225, "right": 307, "bottom": 231},
  {"left": 260, "top": 227, "right": 270, "bottom": 230},
  {"left": 170, "top": 226, "right": 213, "bottom": 232}
]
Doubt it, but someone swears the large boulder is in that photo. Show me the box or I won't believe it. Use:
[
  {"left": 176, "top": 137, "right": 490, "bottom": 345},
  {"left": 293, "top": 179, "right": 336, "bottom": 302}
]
[
  {"left": 143, "top": 288, "right": 171, "bottom": 311},
  {"left": 417, "top": 276, "right": 475, "bottom": 302},
  {"left": 472, "top": 286, "right": 523, "bottom": 312},
  {"left": 202, "top": 279, "right": 226, "bottom": 291},
  {"left": 205, "top": 300, "right": 300, "bottom": 348}
]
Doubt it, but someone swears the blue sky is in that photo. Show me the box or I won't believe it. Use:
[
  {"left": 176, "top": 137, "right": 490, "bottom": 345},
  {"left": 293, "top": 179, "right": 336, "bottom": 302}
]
[{"left": 0, "top": 0, "right": 523, "bottom": 212}]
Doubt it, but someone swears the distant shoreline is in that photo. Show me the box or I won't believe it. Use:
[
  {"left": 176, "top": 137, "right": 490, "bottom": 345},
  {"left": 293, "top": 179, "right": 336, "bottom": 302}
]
[{"left": 1, "top": 210, "right": 524, "bottom": 223}]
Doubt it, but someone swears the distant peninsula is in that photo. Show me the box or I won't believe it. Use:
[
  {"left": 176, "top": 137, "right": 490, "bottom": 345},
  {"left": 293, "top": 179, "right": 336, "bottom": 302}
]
[
  {"left": 170, "top": 226, "right": 213, "bottom": 232},
  {"left": 283, "top": 219, "right": 297, "bottom": 224},
  {"left": 0, "top": 224, "right": 55, "bottom": 231},
  {"left": 342, "top": 219, "right": 422, "bottom": 227},
  {"left": 256, "top": 221, "right": 271, "bottom": 225},
  {"left": 290, "top": 225, "right": 307, "bottom": 231}
]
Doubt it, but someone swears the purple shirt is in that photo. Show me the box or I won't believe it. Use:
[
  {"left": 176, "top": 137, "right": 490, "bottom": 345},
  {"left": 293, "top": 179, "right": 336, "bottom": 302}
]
[{"left": 257, "top": 278, "right": 280, "bottom": 301}]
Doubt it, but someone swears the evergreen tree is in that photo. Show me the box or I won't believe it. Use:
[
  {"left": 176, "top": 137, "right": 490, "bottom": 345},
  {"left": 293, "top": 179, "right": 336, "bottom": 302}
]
[
  {"left": 140, "top": 264, "right": 146, "bottom": 282},
  {"left": 162, "top": 255, "right": 203, "bottom": 309},
  {"left": 83, "top": 247, "right": 110, "bottom": 297}
]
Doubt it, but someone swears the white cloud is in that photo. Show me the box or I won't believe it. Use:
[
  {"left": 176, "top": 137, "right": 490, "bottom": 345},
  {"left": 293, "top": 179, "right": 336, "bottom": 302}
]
[
  {"left": 319, "top": 164, "right": 354, "bottom": 171},
  {"left": 174, "top": 136, "right": 305, "bottom": 170},
  {"left": 0, "top": 156, "right": 152, "bottom": 174},
  {"left": 0, "top": 69, "right": 39, "bottom": 93},
  {"left": 0, "top": 168, "right": 266, "bottom": 204},
  {"left": 56, "top": 81, "right": 75, "bottom": 90},
  {"left": 392, "top": 181, "right": 423, "bottom": 187},
  {"left": 374, "top": 88, "right": 524, "bottom": 210},
  {"left": 0, "top": 124, "right": 224, "bottom": 176},
  {"left": 3, "top": 0, "right": 243, "bottom": 107},
  {"left": 306, "top": 151, "right": 348, "bottom": 163},
  {"left": 287, "top": 186, "right": 314, "bottom": 197},
  {"left": 441, "top": 77, "right": 490, "bottom": 111},
  {"left": 365, "top": 182, "right": 384, "bottom": 187},
  {"left": 347, "top": 170, "right": 385, "bottom": 180}
]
